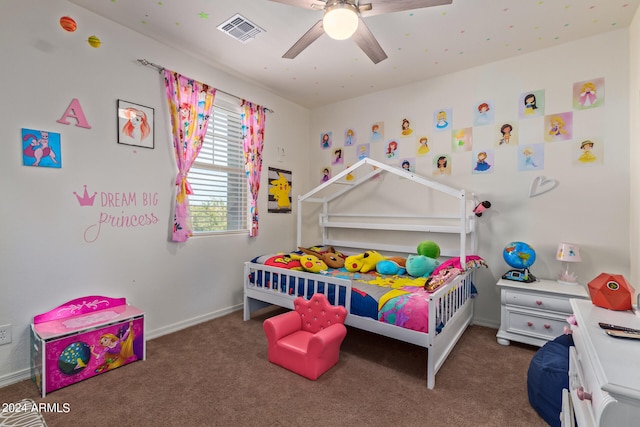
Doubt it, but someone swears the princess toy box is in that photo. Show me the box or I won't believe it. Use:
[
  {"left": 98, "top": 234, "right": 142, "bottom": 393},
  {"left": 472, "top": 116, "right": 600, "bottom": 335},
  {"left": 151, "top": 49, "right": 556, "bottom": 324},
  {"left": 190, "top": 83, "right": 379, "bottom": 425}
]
[{"left": 30, "top": 295, "right": 145, "bottom": 397}]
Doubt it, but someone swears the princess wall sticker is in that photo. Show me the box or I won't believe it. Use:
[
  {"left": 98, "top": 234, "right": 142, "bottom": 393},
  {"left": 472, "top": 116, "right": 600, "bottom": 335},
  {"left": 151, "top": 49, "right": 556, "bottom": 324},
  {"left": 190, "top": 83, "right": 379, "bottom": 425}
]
[
  {"left": 544, "top": 112, "right": 573, "bottom": 142},
  {"left": 472, "top": 150, "right": 494, "bottom": 174},
  {"left": 519, "top": 90, "right": 545, "bottom": 119},
  {"left": 385, "top": 140, "right": 399, "bottom": 159},
  {"left": 400, "top": 157, "right": 416, "bottom": 174},
  {"left": 573, "top": 138, "right": 604, "bottom": 166},
  {"left": 434, "top": 109, "right": 452, "bottom": 132},
  {"left": 370, "top": 122, "right": 384, "bottom": 141},
  {"left": 417, "top": 136, "right": 430, "bottom": 155},
  {"left": 518, "top": 144, "right": 544, "bottom": 171},
  {"left": 496, "top": 122, "right": 518, "bottom": 146},
  {"left": 452, "top": 127, "right": 473, "bottom": 152},
  {"left": 433, "top": 154, "right": 451, "bottom": 176},
  {"left": 473, "top": 101, "right": 495, "bottom": 126},
  {"left": 333, "top": 148, "right": 344, "bottom": 165},
  {"left": 401, "top": 118, "right": 413, "bottom": 136},
  {"left": 321, "top": 167, "right": 331, "bottom": 183},
  {"left": 357, "top": 143, "right": 370, "bottom": 160},
  {"left": 320, "top": 132, "right": 332, "bottom": 149},
  {"left": 573, "top": 78, "right": 604, "bottom": 110},
  {"left": 344, "top": 128, "right": 356, "bottom": 146}
]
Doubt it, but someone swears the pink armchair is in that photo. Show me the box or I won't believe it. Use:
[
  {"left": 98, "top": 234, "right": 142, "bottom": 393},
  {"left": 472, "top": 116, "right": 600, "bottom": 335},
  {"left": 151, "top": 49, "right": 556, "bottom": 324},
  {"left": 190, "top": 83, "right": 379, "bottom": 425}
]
[{"left": 263, "top": 293, "right": 348, "bottom": 380}]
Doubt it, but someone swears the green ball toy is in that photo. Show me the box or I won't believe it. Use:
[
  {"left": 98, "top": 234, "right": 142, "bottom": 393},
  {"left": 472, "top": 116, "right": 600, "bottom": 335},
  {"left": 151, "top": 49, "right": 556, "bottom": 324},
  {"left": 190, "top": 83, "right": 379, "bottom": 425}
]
[{"left": 417, "top": 240, "right": 440, "bottom": 259}]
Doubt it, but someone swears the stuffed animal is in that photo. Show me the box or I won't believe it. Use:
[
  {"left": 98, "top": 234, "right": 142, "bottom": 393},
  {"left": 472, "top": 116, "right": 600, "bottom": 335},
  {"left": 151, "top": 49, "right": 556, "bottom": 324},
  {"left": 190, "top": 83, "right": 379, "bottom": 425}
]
[
  {"left": 298, "top": 246, "right": 345, "bottom": 269},
  {"left": 417, "top": 240, "right": 440, "bottom": 259},
  {"left": 425, "top": 267, "right": 461, "bottom": 291},
  {"left": 432, "top": 255, "right": 487, "bottom": 275},
  {"left": 376, "top": 259, "right": 406, "bottom": 275},
  {"left": 387, "top": 256, "right": 407, "bottom": 267},
  {"left": 359, "top": 251, "right": 386, "bottom": 273},
  {"left": 344, "top": 250, "right": 385, "bottom": 273},
  {"left": 344, "top": 253, "right": 365, "bottom": 272},
  {"left": 405, "top": 254, "right": 440, "bottom": 278},
  {"left": 289, "top": 254, "right": 328, "bottom": 273},
  {"left": 473, "top": 201, "right": 491, "bottom": 217}
]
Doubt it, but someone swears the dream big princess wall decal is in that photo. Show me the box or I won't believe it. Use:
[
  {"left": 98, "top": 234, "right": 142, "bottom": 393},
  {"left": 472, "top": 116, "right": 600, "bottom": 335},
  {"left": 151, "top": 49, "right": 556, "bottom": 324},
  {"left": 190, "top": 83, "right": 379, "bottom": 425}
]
[{"left": 73, "top": 185, "right": 160, "bottom": 243}]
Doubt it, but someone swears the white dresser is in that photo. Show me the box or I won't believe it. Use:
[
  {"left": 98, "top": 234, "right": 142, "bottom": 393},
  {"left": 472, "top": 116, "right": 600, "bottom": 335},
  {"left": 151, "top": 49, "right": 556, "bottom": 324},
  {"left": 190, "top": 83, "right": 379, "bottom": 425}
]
[
  {"left": 496, "top": 278, "right": 589, "bottom": 347},
  {"left": 564, "top": 299, "right": 640, "bottom": 427}
]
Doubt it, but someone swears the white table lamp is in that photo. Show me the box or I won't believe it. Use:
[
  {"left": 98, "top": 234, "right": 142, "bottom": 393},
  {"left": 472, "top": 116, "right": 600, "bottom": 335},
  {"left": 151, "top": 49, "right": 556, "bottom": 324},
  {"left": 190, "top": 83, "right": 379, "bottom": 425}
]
[{"left": 556, "top": 242, "right": 581, "bottom": 285}]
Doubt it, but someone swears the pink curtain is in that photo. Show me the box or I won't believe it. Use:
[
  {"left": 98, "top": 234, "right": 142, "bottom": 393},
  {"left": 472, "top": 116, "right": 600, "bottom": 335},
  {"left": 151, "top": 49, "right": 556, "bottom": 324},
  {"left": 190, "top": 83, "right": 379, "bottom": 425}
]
[
  {"left": 241, "top": 101, "right": 266, "bottom": 237},
  {"left": 164, "top": 70, "right": 216, "bottom": 242}
]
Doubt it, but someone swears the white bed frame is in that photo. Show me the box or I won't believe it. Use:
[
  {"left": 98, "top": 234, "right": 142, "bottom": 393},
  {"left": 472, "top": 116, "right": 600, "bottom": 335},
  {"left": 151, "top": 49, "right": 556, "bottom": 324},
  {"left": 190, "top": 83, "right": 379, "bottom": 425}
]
[{"left": 244, "top": 158, "right": 478, "bottom": 389}]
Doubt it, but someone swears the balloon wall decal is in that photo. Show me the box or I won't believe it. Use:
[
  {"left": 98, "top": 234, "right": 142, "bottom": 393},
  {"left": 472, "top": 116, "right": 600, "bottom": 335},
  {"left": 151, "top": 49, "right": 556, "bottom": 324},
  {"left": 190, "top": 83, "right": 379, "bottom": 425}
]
[
  {"left": 59, "top": 16, "right": 77, "bottom": 32},
  {"left": 87, "top": 35, "right": 101, "bottom": 48}
]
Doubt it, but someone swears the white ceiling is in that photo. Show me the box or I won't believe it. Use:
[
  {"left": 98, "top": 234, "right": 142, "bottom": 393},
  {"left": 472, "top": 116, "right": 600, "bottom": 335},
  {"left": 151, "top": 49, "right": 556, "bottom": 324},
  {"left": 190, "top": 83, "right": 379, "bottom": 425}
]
[{"left": 69, "top": 0, "right": 639, "bottom": 109}]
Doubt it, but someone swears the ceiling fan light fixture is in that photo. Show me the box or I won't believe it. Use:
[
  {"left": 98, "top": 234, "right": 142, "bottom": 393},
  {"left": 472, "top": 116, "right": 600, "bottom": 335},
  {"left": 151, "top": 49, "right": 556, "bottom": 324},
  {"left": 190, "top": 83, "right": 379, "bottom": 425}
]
[{"left": 323, "top": 2, "right": 358, "bottom": 40}]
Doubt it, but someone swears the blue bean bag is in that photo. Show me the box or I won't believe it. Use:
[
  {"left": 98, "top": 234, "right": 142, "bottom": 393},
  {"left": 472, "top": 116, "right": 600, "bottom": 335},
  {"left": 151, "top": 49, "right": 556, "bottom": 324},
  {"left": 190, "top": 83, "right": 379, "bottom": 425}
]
[{"left": 527, "top": 334, "right": 574, "bottom": 427}]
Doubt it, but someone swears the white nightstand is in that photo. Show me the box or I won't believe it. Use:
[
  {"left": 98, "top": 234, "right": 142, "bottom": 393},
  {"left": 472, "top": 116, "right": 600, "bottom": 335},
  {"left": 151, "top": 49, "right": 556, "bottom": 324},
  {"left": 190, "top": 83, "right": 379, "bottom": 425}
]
[{"left": 496, "top": 278, "right": 589, "bottom": 347}]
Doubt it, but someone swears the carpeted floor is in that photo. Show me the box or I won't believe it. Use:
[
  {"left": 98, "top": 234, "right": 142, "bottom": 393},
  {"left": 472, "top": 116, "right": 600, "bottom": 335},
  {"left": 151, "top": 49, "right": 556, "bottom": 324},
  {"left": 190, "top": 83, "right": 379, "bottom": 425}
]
[{"left": 0, "top": 307, "right": 547, "bottom": 427}]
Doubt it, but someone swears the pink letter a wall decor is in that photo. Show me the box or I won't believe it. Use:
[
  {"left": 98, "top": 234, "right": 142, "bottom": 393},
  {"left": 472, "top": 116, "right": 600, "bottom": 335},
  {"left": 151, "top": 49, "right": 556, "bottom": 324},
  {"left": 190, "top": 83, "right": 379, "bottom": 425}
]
[{"left": 57, "top": 98, "right": 92, "bottom": 129}]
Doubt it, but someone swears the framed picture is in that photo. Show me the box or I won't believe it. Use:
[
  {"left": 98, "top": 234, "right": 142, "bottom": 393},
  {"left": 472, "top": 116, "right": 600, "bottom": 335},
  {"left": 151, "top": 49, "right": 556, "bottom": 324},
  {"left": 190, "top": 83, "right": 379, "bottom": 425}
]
[
  {"left": 268, "top": 167, "right": 292, "bottom": 213},
  {"left": 117, "top": 99, "right": 154, "bottom": 149},
  {"left": 22, "top": 128, "right": 62, "bottom": 168}
]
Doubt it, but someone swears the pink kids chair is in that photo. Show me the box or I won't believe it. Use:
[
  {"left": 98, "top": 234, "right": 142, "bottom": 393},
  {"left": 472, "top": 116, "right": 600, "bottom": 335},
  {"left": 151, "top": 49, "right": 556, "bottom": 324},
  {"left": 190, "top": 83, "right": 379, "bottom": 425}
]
[{"left": 263, "top": 293, "right": 348, "bottom": 380}]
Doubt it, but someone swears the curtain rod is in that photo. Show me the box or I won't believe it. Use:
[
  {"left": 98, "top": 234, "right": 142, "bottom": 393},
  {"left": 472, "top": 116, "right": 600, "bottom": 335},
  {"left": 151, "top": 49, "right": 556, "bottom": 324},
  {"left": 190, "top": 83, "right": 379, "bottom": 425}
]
[{"left": 136, "top": 58, "right": 275, "bottom": 114}]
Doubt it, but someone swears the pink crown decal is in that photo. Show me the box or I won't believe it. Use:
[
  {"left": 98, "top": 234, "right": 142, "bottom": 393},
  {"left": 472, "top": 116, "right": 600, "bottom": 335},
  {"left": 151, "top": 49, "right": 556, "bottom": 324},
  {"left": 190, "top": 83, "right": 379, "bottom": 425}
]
[{"left": 74, "top": 185, "right": 97, "bottom": 207}]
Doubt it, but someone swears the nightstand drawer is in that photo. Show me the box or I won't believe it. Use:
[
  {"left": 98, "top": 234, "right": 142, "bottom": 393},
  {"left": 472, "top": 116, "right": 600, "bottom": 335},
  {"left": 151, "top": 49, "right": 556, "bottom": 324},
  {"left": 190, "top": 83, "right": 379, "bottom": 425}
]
[
  {"left": 569, "top": 346, "right": 597, "bottom": 427},
  {"left": 504, "top": 289, "right": 572, "bottom": 313},
  {"left": 504, "top": 308, "right": 567, "bottom": 341}
]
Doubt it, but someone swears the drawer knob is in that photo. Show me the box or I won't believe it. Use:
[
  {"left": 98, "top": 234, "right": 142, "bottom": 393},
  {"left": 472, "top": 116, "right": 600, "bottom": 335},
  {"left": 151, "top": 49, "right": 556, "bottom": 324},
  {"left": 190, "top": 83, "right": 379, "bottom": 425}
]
[
  {"left": 536, "top": 300, "right": 543, "bottom": 305},
  {"left": 527, "top": 321, "right": 533, "bottom": 327},
  {"left": 577, "top": 386, "right": 592, "bottom": 401},
  {"left": 544, "top": 324, "right": 551, "bottom": 329}
]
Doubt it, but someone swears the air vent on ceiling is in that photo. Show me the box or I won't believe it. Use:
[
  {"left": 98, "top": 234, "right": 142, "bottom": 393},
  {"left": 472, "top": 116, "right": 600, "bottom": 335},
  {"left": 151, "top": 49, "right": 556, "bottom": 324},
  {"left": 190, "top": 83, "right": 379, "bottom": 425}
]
[{"left": 217, "top": 13, "right": 265, "bottom": 43}]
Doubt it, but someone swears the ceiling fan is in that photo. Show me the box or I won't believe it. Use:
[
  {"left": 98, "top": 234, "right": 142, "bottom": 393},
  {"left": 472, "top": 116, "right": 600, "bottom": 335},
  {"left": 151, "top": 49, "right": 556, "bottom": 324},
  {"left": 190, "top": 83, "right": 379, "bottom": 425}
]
[{"left": 269, "top": 0, "right": 453, "bottom": 64}]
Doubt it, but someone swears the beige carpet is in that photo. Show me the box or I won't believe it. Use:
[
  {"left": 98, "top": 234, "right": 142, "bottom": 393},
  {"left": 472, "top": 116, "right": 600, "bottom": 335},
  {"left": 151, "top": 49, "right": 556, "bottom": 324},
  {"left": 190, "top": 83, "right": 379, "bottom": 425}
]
[{"left": 0, "top": 307, "right": 547, "bottom": 427}]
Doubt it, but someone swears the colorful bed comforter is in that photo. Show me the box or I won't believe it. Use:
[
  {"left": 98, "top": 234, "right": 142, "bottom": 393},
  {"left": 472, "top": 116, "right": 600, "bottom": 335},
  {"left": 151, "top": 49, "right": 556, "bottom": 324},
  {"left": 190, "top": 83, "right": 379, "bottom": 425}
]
[{"left": 249, "top": 248, "right": 485, "bottom": 333}]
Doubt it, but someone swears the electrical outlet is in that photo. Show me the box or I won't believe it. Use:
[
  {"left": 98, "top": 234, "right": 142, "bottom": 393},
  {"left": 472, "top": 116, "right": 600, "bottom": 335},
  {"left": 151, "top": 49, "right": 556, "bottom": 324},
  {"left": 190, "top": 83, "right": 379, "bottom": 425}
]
[{"left": 0, "top": 324, "right": 12, "bottom": 345}]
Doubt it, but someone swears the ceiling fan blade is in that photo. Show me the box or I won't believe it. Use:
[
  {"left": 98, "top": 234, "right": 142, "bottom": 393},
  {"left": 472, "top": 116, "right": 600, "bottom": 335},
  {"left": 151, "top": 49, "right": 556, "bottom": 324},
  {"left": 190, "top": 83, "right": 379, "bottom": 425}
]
[
  {"left": 282, "top": 20, "right": 325, "bottom": 59},
  {"left": 351, "top": 16, "right": 387, "bottom": 64},
  {"left": 359, "top": 0, "right": 452, "bottom": 17},
  {"left": 267, "top": 0, "right": 326, "bottom": 11}
]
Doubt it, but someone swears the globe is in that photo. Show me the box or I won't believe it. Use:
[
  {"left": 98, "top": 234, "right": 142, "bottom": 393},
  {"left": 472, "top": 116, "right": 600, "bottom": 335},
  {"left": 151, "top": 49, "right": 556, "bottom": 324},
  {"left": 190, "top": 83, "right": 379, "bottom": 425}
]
[{"left": 503, "top": 241, "right": 536, "bottom": 270}]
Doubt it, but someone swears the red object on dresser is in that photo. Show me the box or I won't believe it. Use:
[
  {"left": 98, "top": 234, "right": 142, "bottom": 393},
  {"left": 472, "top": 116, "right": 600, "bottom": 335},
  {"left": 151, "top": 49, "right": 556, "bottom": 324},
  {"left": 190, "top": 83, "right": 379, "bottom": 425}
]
[
  {"left": 263, "top": 293, "right": 347, "bottom": 380},
  {"left": 31, "top": 296, "right": 145, "bottom": 397},
  {"left": 587, "top": 273, "right": 635, "bottom": 311}
]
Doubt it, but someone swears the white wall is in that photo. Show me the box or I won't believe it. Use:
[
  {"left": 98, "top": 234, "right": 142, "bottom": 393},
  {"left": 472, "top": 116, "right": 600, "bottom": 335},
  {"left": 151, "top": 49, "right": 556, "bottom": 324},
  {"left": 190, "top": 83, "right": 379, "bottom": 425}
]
[
  {"left": 630, "top": 5, "right": 640, "bottom": 290},
  {"left": 309, "top": 30, "right": 632, "bottom": 327},
  {"left": 0, "top": 0, "right": 310, "bottom": 385}
]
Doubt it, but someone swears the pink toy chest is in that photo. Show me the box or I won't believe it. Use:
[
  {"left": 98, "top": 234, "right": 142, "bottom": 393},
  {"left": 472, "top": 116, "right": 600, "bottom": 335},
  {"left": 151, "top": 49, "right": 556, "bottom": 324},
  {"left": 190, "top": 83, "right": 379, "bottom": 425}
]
[{"left": 30, "top": 296, "right": 145, "bottom": 397}]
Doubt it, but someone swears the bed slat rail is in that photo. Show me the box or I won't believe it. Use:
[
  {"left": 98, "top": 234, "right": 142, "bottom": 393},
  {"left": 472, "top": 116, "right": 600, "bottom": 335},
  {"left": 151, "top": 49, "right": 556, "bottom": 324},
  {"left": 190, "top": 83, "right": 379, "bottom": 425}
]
[
  {"left": 244, "top": 262, "right": 352, "bottom": 312},
  {"left": 322, "top": 240, "right": 467, "bottom": 257}
]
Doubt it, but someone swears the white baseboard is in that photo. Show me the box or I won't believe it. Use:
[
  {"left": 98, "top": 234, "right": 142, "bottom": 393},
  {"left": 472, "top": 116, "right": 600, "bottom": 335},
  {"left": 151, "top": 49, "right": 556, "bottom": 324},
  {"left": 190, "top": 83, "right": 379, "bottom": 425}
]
[
  {"left": 471, "top": 317, "right": 500, "bottom": 330},
  {"left": 0, "top": 304, "right": 244, "bottom": 390},
  {"left": 0, "top": 368, "right": 32, "bottom": 389},
  {"left": 145, "top": 304, "right": 243, "bottom": 340}
]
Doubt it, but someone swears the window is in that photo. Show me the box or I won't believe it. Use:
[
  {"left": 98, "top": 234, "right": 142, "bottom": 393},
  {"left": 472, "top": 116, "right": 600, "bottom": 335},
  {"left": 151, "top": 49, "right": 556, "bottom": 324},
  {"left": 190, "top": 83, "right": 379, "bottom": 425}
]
[{"left": 188, "top": 103, "right": 248, "bottom": 234}]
